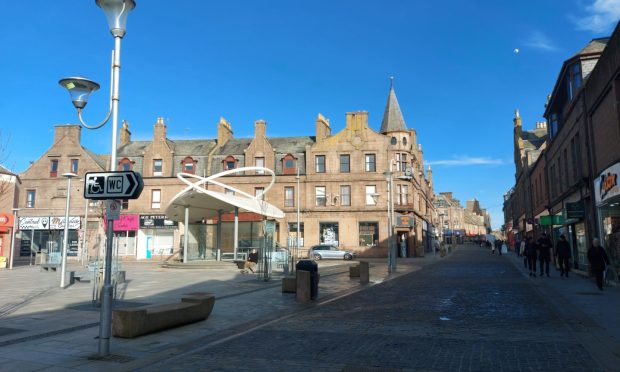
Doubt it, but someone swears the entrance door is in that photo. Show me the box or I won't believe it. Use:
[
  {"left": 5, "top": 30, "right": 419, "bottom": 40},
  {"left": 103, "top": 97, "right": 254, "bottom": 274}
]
[{"left": 398, "top": 232, "right": 409, "bottom": 257}]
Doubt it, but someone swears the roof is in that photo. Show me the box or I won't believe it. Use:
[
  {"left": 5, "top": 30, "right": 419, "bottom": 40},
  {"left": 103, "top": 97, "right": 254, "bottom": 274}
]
[
  {"left": 82, "top": 147, "right": 109, "bottom": 170},
  {"left": 380, "top": 86, "right": 408, "bottom": 134},
  {"left": 572, "top": 38, "right": 609, "bottom": 58},
  {"left": 0, "top": 164, "right": 15, "bottom": 176}
]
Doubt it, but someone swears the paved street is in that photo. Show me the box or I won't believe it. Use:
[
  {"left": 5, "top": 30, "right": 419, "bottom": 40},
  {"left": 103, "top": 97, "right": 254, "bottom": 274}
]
[
  {"left": 0, "top": 244, "right": 619, "bottom": 371},
  {"left": 142, "top": 244, "right": 620, "bottom": 372}
]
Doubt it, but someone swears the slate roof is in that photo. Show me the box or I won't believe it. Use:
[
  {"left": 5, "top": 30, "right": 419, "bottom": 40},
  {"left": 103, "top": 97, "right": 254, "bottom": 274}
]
[
  {"left": 380, "top": 86, "right": 408, "bottom": 134},
  {"left": 572, "top": 38, "right": 609, "bottom": 58},
  {"left": 82, "top": 147, "right": 109, "bottom": 170},
  {"left": 167, "top": 139, "right": 217, "bottom": 156},
  {"left": 521, "top": 129, "right": 547, "bottom": 150},
  {"left": 268, "top": 136, "right": 315, "bottom": 153}
]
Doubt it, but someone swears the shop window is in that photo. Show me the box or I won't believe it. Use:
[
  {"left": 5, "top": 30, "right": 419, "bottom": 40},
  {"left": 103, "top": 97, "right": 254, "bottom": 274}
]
[
  {"left": 50, "top": 159, "right": 58, "bottom": 177},
  {"left": 340, "top": 185, "right": 351, "bottom": 206},
  {"left": 288, "top": 222, "right": 304, "bottom": 247},
  {"left": 315, "top": 186, "right": 326, "bottom": 206},
  {"left": 153, "top": 159, "right": 163, "bottom": 176},
  {"left": 181, "top": 156, "right": 197, "bottom": 174},
  {"left": 118, "top": 157, "right": 133, "bottom": 171},
  {"left": 284, "top": 186, "right": 294, "bottom": 207},
  {"left": 359, "top": 222, "right": 378, "bottom": 247},
  {"left": 282, "top": 154, "right": 296, "bottom": 175},
  {"left": 319, "top": 222, "right": 339, "bottom": 246},
  {"left": 223, "top": 156, "right": 237, "bottom": 171},
  {"left": 340, "top": 154, "right": 350, "bottom": 173},
  {"left": 365, "top": 154, "right": 376, "bottom": 172},
  {"left": 27, "top": 190, "right": 36, "bottom": 208},
  {"left": 152, "top": 189, "right": 161, "bottom": 209},
  {"left": 315, "top": 155, "right": 326, "bottom": 173}
]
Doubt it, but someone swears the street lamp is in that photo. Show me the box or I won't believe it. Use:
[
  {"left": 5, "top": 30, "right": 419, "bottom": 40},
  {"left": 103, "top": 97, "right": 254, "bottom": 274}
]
[
  {"left": 58, "top": 0, "right": 136, "bottom": 357},
  {"left": 383, "top": 170, "right": 395, "bottom": 273},
  {"left": 9, "top": 208, "right": 19, "bottom": 270},
  {"left": 60, "top": 173, "right": 78, "bottom": 288}
]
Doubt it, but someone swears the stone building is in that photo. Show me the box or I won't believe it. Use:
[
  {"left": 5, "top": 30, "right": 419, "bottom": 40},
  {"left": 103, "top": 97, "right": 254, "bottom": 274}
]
[
  {"left": 0, "top": 165, "right": 20, "bottom": 262},
  {"left": 434, "top": 192, "right": 465, "bottom": 244}
]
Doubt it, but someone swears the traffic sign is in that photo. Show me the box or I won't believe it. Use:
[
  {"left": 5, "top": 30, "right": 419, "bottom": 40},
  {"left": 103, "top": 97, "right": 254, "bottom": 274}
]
[
  {"left": 106, "top": 200, "right": 121, "bottom": 220},
  {"left": 84, "top": 171, "right": 144, "bottom": 200}
]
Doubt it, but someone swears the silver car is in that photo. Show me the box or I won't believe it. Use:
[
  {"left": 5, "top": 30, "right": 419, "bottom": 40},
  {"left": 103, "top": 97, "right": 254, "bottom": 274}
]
[{"left": 309, "top": 244, "right": 356, "bottom": 260}]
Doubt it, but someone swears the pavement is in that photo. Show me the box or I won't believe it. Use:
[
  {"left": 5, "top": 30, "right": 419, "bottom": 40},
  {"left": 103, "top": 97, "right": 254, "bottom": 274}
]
[{"left": 0, "top": 244, "right": 618, "bottom": 371}]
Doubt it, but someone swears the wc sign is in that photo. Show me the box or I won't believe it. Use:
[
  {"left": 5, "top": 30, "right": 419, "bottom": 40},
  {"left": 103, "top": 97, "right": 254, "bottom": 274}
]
[{"left": 84, "top": 171, "right": 144, "bottom": 200}]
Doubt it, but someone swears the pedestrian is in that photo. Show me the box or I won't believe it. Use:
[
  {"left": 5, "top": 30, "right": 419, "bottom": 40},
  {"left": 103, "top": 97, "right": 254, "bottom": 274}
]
[
  {"left": 537, "top": 233, "right": 552, "bottom": 277},
  {"left": 587, "top": 238, "right": 610, "bottom": 290},
  {"left": 555, "top": 234, "right": 571, "bottom": 277},
  {"left": 525, "top": 237, "right": 538, "bottom": 277},
  {"left": 491, "top": 239, "right": 496, "bottom": 254},
  {"left": 243, "top": 248, "right": 259, "bottom": 274},
  {"left": 520, "top": 239, "right": 527, "bottom": 268},
  {"left": 496, "top": 239, "right": 503, "bottom": 255}
]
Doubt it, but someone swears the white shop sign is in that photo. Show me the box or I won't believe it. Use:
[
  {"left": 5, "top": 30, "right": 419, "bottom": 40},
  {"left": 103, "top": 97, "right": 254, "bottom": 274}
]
[
  {"left": 18, "top": 216, "right": 81, "bottom": 230},
  {"left": 49, "top": 216, "right": 81, "bottom": 230},
  {"left": 594, "top": 162, "right": 620, "bottom": 205}
]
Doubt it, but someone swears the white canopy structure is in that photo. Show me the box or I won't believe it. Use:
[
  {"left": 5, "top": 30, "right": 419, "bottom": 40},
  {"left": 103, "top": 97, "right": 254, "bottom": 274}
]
[{"left": 165, "top": 167, "right": 284, "bottom": 262}]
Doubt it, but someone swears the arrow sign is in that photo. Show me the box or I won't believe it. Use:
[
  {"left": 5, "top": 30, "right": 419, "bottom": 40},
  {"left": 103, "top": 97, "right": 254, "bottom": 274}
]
[{"left": 84, "top": 171, "right": 144, "bottom": 200}]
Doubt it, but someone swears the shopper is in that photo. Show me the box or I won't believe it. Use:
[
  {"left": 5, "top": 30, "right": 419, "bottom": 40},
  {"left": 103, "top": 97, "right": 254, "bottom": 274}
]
[
  {"left": 526, "top": 237, "right": 538, "bottom": 277},
  {"left": 587, "top": 238, "right": 610, "bottom": 290},
  {"left": 537, "top": 233, "right": 552, "bottom": 277},
  {"left": 555, "top": 235, "right": 571, "bottom": 277}
]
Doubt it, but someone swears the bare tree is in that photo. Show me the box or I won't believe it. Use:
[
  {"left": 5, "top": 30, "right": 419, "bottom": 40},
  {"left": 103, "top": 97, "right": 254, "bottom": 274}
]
[{"left": 0, "top": 130, "right": 16, "bottom": 208}]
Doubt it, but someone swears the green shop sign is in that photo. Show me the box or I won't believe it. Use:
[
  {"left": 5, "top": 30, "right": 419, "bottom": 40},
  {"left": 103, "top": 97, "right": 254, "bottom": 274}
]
[{"left": 540, "top": 215, "right": 564, "bottom": 226}]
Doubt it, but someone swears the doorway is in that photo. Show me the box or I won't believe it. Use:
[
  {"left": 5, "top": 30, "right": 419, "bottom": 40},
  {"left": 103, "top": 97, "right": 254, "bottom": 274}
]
[{"left": 397, "top": 232, "right": 409, "bottom": 257}]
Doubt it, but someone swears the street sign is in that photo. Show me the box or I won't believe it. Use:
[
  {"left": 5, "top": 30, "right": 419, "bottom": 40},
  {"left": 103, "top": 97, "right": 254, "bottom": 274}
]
[
  {"left": 84, "top": 171, "right": 144, "bottom": 200},
  {"left": 105, "top": 200, "right": 121, "bottom": 221}
]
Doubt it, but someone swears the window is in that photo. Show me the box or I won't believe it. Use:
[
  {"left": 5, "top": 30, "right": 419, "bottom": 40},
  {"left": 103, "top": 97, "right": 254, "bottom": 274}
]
[
  {"left": 71, "top": 159, "right": 79, "bottom": 173},
  {"left": 550, "top": 113, "right": 559, "bottom": 139},
  {"left": 26, "top": 190, "right": 36, "bottom": 208},
  {"left": 181, "top": 157, "right": 196, "bottom": 174},
  {"left": 359, "top": 222, "right": 378, "bottom": 247},
  {"left": 340, "top": 154, "right": 350, "bottom": 173},
  {"left": 366, "top": 185, "right": 377, "bottom": 205},
  {"left": 121, "top": 199, "right": 129, "bottom": 210},
  {"left": 396, "top": 153, "right": 407, "bottom": 171},
  {"left": 567, "top": 62, "right": 583, "bottom": 101},
  {"left": 153, "top": 159, "right": 163, "bottom": 176},
  {"left": 397, "top": 184, "right": 409, "bottom": 205},
  {"left": 255, "top": 157, "right": 265, "bottom": 174},
  {"left": 390, "top": 137, "right": 397, "bottom": 145},
  {"left": 402, "top": 137, "right": 407, "bottom": 146},
  {"left": 284, "top": 186, "right": 294, "bottom": 207},
  {"left": 573, "top": 133, "right": 582, "bottom": 179},
  {"left": 340, "top": 185, "right": 351, "bottom": 206},
  {"left": 319, "top": 222, "right": 339, "bottom": 245},
  {"left": 223, "top": 156, "right": 237, "bottom": 170},
  {"left": 225, "top": 189, "right": 235, "bottom": 196},
  {"left": 50, "top": 160, "right": 58, "bottom": 177},
  {"left": 563, "top": 148, "right": 569, "bottom": 186},
  {"left": 365, "top": 154, "right": 376, "bottom": 172},
  {"left": 282, "top": 154, "right": 296, "bottom": 175},
  {"left": 255, "top": 187, "right": 265, "bottom": 199},
  {"left": 288, "top": 222, "right": 304, "bottom": 247},
  {"left": 151, "top": 189, "right": 161, "bottom": 209},
  {"left": 315, "top": 186, "right": 327, "bottom": 206},
  {"left": 315, "top": 155, "right": 326, "bottom": 173},
  {"left": 119, "top": 158, "right": 133, "bottom": 171}
]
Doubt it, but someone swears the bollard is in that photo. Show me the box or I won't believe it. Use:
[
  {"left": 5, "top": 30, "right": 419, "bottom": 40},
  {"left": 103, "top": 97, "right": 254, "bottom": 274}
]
[
  {"left": 359, "top": 261, "right": 369, "bottom": 284},
  {"left": 296, "top": 270, "right": 311, "bottom": 302},
  {"left": 69, "top": 271, "right": 76, "bottom": 285},
  {"left": 282, "top": 276, "right": 296, "bottom": 293},
  {"left": 349, "top": 265, "right": 360, "bottom": 278}
]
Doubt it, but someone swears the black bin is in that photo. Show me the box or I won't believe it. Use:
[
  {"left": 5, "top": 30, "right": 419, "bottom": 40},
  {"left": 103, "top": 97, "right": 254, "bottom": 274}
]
[{"left": 296, "top": 259, "right": 318, "bottom": 300}]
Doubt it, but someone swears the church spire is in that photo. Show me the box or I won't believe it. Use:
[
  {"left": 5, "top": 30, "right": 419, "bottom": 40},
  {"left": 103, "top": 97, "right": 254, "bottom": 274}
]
[{"left": 380, "top": 77, "right": 407, "bottom": 134}]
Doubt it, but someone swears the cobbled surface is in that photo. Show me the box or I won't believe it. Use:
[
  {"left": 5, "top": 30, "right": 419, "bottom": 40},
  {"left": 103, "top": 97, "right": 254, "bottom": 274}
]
[{"left": 145, "top": 246, "right": 608, "bottom": 372}]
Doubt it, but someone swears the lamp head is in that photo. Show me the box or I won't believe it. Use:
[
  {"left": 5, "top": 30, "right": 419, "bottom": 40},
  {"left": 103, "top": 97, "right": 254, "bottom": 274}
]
[
  {"left": 62, "top": 172, "right": 78, "bottom": 179},
  {"left": 96, "top": 0, "right": 136, "bottom": 38},
  {"left": 59, "top": 77, "right": 100, "bottom": 109}
]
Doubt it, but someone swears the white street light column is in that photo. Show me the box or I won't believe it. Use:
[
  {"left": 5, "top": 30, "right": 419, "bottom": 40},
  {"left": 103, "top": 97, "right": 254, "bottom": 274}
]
[
  {"left": 60, "top": 173, "right": 78, "bottom": 288},
  {"left": 9, "top": 208, "right": 19, "bottom": 270},
  {"left": 384, "top": 170, "right": 395, "bottom": 273},
  {"left": 58, "top": 0, "right": 136, "bottom": 357}
]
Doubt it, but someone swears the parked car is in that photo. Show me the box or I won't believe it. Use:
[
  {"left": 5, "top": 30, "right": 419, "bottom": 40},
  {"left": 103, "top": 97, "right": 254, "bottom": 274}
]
[{"left": 308, "top": 244, "right": 355, "bottom": 260}]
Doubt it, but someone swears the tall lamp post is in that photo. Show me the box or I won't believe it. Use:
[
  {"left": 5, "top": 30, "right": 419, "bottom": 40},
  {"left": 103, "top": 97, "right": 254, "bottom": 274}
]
[
  {"left": 60, "top": 173, "right": 78, "bottom": 288},
  {"left": 59, "top": 0, "right": 136, "bottom": 357},
  {"left": 9, "top": 208, "right": 19, "bottom": 270},
  {"left": 383, "top": 169, "right": 395, "bottom": 273}
]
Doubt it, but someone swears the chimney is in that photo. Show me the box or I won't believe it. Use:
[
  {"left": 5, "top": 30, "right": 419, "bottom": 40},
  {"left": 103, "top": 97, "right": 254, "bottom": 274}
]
[
  {"left": 345, "top": 111, "right": 369, "bottom": 131},
  {"left": 254, "top": 119, "right": 266, "bottom": 138},
  {"left": 513, "top": 109, "right": 522, "bottom": 138},
  {"left": 120, "top": 120, "right": 131, "bottom": 146},
  {"left": 535, "top": 121, "right": 547, "bottom": 130},
  {"left": 53, "top": 124, "right": 81, "bottom": 145},
  {"left": 154, "top": 117, "right": 167, "bottom": 142},
  {"left": 315, "top": 113, "right": 331, "bottom": 143},
  {"left": 427, "top": 165, "right": 433, "bottom": 187},
  {"left": 217, "top": 117, "right": 233, "bottom": 146}
]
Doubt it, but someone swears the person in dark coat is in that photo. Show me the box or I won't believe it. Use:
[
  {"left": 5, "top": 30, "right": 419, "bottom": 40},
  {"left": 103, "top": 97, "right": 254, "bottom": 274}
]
[
  {"left": 526, "top": 237, "right": 538, "bottom": 277},
  {"left": 555, "top": 234, "right": 571, "bottom": 277},
  {"left": 537, "top": 233, "right": 552, "bottom": 277},
  {"left": 587, "top": 238, "right": 610, "bottom": 290}
]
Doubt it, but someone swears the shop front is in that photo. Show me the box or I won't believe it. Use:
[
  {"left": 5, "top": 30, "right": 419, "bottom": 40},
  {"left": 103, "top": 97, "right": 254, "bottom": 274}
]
[
  {"left": 594, "top": 162, "right": 620, "bottom": 278},
  {"left": 112, "top": 214, "right": 139, "bottom": 258},
  {"left": 0, "top": 213, "right": 14, "bottom": 261},
  {"left": 17, "top": 216, "right": 81, "bottom": 261},
  {"left": 395, "top": 214, "right": 414, "bottom": 257},
  {"left": 137, "top": 214, "right": 178, "bottom": 260}
]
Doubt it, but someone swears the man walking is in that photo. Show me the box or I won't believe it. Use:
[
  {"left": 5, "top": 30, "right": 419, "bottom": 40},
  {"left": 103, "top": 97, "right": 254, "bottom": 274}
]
[
  {"left": 555, "top": 235, "right": 571, "bottom": 277},
  {"left": 520, "top": 239, "right": 527, "bottom": 268},
  {"left": 587, "top": 238, "right": 610, "bottom": 290},
  {"left": 526, "top": 237, "right": 538, "bottom": 277},
  {"left": 537, "top": 233, "right": 552, "bottom": 277}
]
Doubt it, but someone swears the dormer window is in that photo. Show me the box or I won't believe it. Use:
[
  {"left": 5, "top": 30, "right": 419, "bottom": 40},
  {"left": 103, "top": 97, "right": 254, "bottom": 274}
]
[
  {"left": 550, "top": 113, "right": 559, "bottom": 139},
  {"left": 118, "top": 158, "right": 134, "bottom": 171},
  {"left": 567, "top": 62, "right": 582, "bottom": 101},
  {"left": 390, "top": 137, "right": 397, "bottom": 145},
  {"left": 181, "top": 156, "right": 197, "bottom": 174},
  {"left": 282, "top": 154, "right": 296, "bottom": 175},
  {"left": 153, "top": 159, "right": 163, "bottom": 176},
  {"left": 223, "top": 156, "right": 237, "bottom": 171}
]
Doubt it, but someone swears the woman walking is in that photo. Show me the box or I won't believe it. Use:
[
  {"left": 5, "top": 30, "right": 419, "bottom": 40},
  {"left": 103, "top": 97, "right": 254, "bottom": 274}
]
[{"left": 587, "top": 238, "right": 610, "bottom": 290}]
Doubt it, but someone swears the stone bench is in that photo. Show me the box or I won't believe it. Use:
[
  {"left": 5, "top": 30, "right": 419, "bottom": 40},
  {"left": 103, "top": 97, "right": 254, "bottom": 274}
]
[{"left": 112, "top": 293, "right": 215, "bottom": 338}]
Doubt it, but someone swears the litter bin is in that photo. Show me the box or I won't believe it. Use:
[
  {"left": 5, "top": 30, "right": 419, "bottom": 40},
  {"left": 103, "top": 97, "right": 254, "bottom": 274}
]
[{"left": 296, "top": 259, "right": 318, "bottom": 300}]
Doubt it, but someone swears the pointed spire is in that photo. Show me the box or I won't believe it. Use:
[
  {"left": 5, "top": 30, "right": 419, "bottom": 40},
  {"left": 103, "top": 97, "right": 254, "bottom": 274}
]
[{"left": 380, "top": 77, "right": 407, "bottom": 134}]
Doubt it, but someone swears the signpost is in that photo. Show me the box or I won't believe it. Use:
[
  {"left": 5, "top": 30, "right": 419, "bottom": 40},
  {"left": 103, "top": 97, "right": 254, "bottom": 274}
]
[{"left": 84, "top": 171, "right": 144, "bottom": 200}]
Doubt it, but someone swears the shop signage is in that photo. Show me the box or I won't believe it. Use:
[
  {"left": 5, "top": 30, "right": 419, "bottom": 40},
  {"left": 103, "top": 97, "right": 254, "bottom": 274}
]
[
  {"left": 595, "top": 162, "right": 620, "bottom": 205},
  {"left": 0, "top": 213, "right": 14, "bottom": 228},
  {"left": 19, "top": 216, "right": 49, "bottom": 230},
  {"left": 49, "top": 216, "right": 81, "bottom": 230},
  {"left": 140, "top": 214, "right": 178, "bottom": 229},
  {"left": 540, "top": 215, "right": 565, "bottom": 226},
  {"left": 396, "top": 215, "right": 414, "bottom": 227},
  {"left": 564, "top": 202, "right": 585, "bottom": 220},
  {"left": 113, "top": 214, "right": 139, "bottom": 231}
]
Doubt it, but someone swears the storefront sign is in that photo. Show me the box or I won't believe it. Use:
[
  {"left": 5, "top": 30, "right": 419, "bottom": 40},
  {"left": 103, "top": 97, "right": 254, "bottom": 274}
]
[
  {"left": 595, "top": 162, "right": 620, "bottom": 205},
  {"left": 113, "top": 214, "right": 139, "bottom": 231},
  {"left": 140, "top": 214, "right": 178, "bottom": 229},
  {"left": 0, "top": 213, "right": 14, "bottom": 228},
  {"left": 19, "top": 216, "right": 49, "bottom": 230},
  {"left": 564, "top": 202, "right": 585, "bottom": 220},
  {"left": 49, "top": 216, "right": 81, "bottom": 230},
  {"left": 396, "top": 215, "right": 414, "bottom": 227}
]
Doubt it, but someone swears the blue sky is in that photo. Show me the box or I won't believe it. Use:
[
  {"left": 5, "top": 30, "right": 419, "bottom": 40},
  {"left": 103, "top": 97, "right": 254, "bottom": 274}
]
[{"left": 1, "top": 0, "right": 619, "bottom": 228}]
